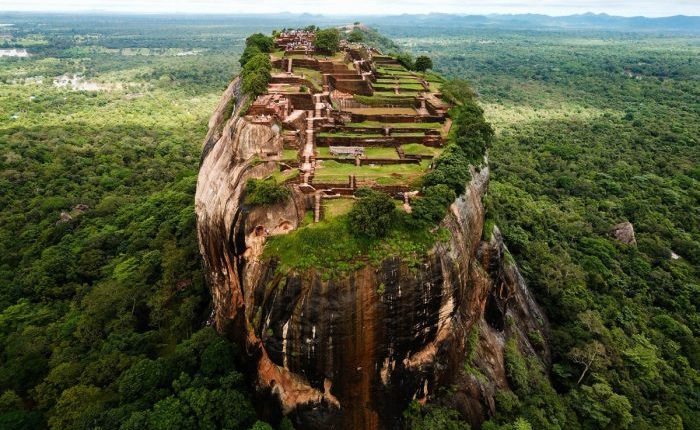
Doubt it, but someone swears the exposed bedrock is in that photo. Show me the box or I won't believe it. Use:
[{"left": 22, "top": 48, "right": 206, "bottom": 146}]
[{"left": 196, "top": 87, "right": 549, "bottom": 430}]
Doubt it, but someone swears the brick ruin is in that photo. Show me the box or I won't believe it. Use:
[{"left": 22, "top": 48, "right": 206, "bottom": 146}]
[{"left": 248, "top": 29, "right": 453, "bottom": 220}]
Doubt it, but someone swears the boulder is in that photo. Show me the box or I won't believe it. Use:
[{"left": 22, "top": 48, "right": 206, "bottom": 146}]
[{"left": 611, "top": 221, "right": 637, "bottom": 245}]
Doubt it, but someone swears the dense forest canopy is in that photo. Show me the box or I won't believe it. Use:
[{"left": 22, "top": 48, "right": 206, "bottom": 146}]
[
  {"left": 0, "top": 13, "right": 697, "bottom": 430},
  {"left": 375, "top": 24, "right": 699, "bottom": 430}
]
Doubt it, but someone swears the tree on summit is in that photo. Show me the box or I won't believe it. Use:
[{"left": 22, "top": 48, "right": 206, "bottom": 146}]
[
  {"left": 245, "top": 33, "right": 274, "bottom": 53},
  {"left": 315, "top": 28, "right": 341, "bottom": 54},
  {"left": 414, "top": 55, "right": 433, "bottom": 72},
  {"left": 348, "top": 190, "right": 395, "bottom": 239}
]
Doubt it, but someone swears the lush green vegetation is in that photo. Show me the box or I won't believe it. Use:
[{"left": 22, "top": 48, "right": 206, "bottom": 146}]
[
  {"left": 245, "top": 178, "right": 290, "bottom": 206},
  {"left": 317, "top": 146, "right": 400, "bottom": 159},
  {"left": 293, "top": 67, "right": 323, "bottom": 88},
  {"left": 264, "top": 210, "right": 450, "bottom": 278},
  {"left": 401, "top": 143, "right": 443, "bottom": 157},
  {"left": 395, "top": 52, "right": 415, "bottom": 70},
  {"left": 314, "top": 28, "right": 341, "bottom": 54},
  {"left": 403, "top": 400, "right": 473, "bottom": 430},
  {"left": 241, "top": 54, "right": 271, "bottom": 97},
  {"left": 382, "top": 24, "right": 700, "bottom": 430},
  {"left": 363, "top": 147, "right": 401, "bottom": 159},
  {"left": 410, "top": 185, "right": 457, "bottom": 227},
  {"left": 313, "top": 159, "right": 431, "bottom": 186},
  {"left": 348, "top": 189, "right": 396, "bottom": 238},
  {"left": 321, "top": 198, "right": 355, "bottom": 219},
  {"left": 353, "top": 93, "right": 416, "bottom": 107},
  {"left": 347, "top": 25, "right": 400, "bottom": 53},
  {"left": 0, "top": 14, "right": 276, "bottom": 430},
  {"left": 414, "top": 55, "right": 434, "bottom": 72},
  {"left": 239, "top": 33, "right": 275, "bottom": 98}
]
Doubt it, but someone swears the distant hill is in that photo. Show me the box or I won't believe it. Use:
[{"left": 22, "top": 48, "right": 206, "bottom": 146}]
[
  {"left": 363, "top": 13, "right": 700, "bottom": 33},
  {"left": 1, "top": 12, "right": 697, "bottom": 34}
]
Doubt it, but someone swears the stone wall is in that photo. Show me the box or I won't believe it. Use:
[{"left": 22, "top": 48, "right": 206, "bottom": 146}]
[
  {"left": 286, "top": 93, "right": 315, "bottom": 111},
  {"left": 317, "top": 134, "right": 436, "bottom": 147},
  {"left": 348, "top": 113, "right": 445, "bottom": 123},
  {"left": 329, "top": 77, "right": 374, "bottom": 96},
  {"left": 315, "top": 157, "right": 420, "bottom": 166}
]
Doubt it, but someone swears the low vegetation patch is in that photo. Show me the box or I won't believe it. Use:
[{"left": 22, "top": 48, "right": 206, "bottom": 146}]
[
  {"left": 244, "top": 178, "right": 290, "bottom": 206},
  {"left": 322, "top": 198, "right": 355, "bottom": 219},
  {"left": 345, "top": 121, "right": 442, "bottom": 130},
  {"left": 264, "top": 209, "right": 450, "bottom": 276},
  {"left": 401, "top": 143, "right": 443, "bottom": 157},
  {"left": 314, "top": 160, "right": 430, "bottom": 186},
  {"left": 353, "top": 94, "right": 416, "bottom": 107}
]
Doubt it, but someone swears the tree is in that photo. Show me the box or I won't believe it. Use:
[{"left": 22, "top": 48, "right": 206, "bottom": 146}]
[
  {"left": 279, "top": 417, "right": 295, "bottom": 430},
  {"left": 241, "top": 53, "right": 272, "bottom": 97},
  {"left": 245, "top": 33, "right": 274, "bottom": 53},
  {"left": 403, "top": 401, "right": 471, "bottom": 430},
  {"left": 242, "top": 72, "right": 270, "bottom": 98},
  {"left": 0, "top": 391, "right": 23, "bottom": 413},
  {"left": 395, "top": 52, "right": 414, "bottom": 70},
  {"left": 513, "top": 418, "right": 533, "bottom": 430},
  {"left": 440, "top": 79, "right": 477, "bottom": 105},
  {"left": 199, "top": 338, "right": 237, "bottom": 377},
  {"left": 242, "top": 73, "right": 269, "bottom": 97},
  {"left": 569, "top": 341, "right": 608, "bottom": 385},
  {"left": 0, "top": 409, "right": 43, "bottom": 430},
  {"left": 240, "top": 45, "right": 262, "bottom": 67},
  {"left": 348, "top": 191, "right": 395, "bottom": 239},
  {"left": 571, "top": 383, "right": 633, "bottom": 430},
  {"left": 411, "top": 185, "right": 456, "bottom": 226},
  {"left": 422, "top": 146, "right": 472, "bottom": 195},
  {"left": 147, "top": 397, "right": 195, "bottom": 430},
  {"left": 451, "top": 102, "right": 494, "bottom": 161},
  {"left": 242, "top": 53, "right": 272, "bottom": 76},
  {"left": 414, "top": 56, "right": 433, "bottom": 72},
  {"left": 48, "top": 385, "right": 106, "bottom": 430},
  {"left": 118, "top": 359, "right": 168, "bottom": 402},
  {"left": 315, "top": 29, "right": 341, "bottom": 54},
  {"left": 250, "top": 421, "right": 274, "bottom": 430},
  {"left": 347, "top": 29, "right": 364, "bottom": 43}
]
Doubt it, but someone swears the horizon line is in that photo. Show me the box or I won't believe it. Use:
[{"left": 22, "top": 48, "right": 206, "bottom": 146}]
[{"left": 0, "top": 10, "right": 698, "bottom": 19}]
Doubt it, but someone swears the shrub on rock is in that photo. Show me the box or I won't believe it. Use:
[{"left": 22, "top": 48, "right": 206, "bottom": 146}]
[
  {"left": 245, "top": 179, "right": 290, "bottom": 206},
  {"left": 411, "top": 185, "right": 456, "bottom": 226},
  {"left": 348, "top": 191, "right": 396, "bottom": 239}
]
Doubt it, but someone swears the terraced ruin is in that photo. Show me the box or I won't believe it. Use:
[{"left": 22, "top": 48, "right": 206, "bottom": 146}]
[{"left": 249, "top": 29, "right": 452, "bottom": 222}]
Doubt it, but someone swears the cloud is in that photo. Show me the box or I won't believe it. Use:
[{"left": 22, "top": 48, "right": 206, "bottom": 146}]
[{"left": 1, "top": 0, "right": 698, "bottom": 17}]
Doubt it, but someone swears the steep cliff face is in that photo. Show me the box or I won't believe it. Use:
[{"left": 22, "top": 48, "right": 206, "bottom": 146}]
[{"left": 196, "top": 84, "right": 549, "bottom": 430}]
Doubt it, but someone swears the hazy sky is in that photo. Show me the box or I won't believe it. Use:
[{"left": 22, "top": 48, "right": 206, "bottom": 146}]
[{"left": 1, "top": 0, "right": 699, "bottom": 17}]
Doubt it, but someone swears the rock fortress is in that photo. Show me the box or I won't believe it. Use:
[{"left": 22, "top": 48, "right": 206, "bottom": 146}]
[{"left": 195, "top": 25, "right": 548, "bottom": 430}]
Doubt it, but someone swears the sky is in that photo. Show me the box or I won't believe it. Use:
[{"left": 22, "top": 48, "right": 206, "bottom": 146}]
[{"left": 1, "top": 0, "right": 699, "bottom": 17}]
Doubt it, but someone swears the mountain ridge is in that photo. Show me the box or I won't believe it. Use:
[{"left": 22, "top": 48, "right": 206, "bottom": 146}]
[{"left": 1, "top": 11, "right": 698, "bottom": 33}]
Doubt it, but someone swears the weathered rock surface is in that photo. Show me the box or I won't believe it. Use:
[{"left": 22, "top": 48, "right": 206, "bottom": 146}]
[
  {"left": 196, "top": 83, "right": 549, "bottom": 430},
  {"left": 610, "top": 221, "right": 637, "bottom": 245}
]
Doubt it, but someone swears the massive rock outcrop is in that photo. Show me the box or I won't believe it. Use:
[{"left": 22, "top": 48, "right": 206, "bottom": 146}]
[{"left": 196, "top": 80, "right": 549, "bottom": 430}]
